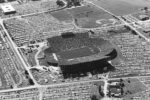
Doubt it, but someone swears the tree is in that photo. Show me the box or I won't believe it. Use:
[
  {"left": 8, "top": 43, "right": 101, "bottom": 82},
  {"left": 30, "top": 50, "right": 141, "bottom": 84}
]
[
  {"left": 56, "top": 0, "right": 65, "bottom": 7},
  {"left": 66, "top": 0, "right": 82, "bottom": 8},
  {"left": 28, "top": 78, "right": 34, "bottom": 85},
  {"left": 144, "top": 7, "right": 148, "bottom": 13},
  {"left": 66, "top": 0, "right": 73, "bottom": 8},
  {"left": 91, "top": 95, "right": 98, "bottom": 100},
  {"left": 24, "top": 70, "right": 29, "bottom": 75},
  {"left": 121, "top": 88, "right": 124, "bottom": 95},
  {"left": 120, "top": 78, "right": 123, "bottom": 82},
  {"left": 0, "top": 0, "right": 5, "bottom": 3},
  {"left": 73, "top": 0, "right": 81, "bottom": 6}
]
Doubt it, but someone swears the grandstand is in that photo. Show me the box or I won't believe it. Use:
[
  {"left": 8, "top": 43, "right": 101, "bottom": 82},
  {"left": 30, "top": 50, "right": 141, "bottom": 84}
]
[
  {"left": 40, "top": 31, "right": 117, "bottom": 78},
  {"left": 42, "top": 31, "right": 117, "bottom": 67}
]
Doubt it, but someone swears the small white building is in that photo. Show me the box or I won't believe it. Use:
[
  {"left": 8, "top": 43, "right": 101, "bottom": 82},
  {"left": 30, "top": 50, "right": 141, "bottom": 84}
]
[{"left": 1, "top": 4, "right": 16, "bottom": 15}]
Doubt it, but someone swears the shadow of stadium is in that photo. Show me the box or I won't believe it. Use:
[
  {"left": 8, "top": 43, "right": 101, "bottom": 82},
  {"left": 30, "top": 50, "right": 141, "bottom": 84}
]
[{"left": 60, "top": 49, "right": 117, "bottom": 79}]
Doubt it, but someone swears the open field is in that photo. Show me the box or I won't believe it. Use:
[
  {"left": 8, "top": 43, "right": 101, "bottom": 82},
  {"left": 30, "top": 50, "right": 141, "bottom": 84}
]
[
  {"left": 51, "top": 9, "right": 73, "bottom": 23},
  {"left": 89, "top": 0, "right": 150, "bottom": 16},
  {"left": 23, "top": 12, "right": 75, "bottom": 33},
  {"left": 67, "top": 4, "right": 120, "bottom": 28}
]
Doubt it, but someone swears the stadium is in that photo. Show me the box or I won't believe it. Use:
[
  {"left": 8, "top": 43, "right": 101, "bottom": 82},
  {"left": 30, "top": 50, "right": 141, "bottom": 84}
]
[{"left": 41, "top": 31, "right": 117, "bottom": 77}]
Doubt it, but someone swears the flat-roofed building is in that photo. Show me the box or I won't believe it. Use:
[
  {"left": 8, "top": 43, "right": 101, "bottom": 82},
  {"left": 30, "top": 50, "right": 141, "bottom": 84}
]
[{"left": 1, "top": 4, "right": 16, "bottom": 15}]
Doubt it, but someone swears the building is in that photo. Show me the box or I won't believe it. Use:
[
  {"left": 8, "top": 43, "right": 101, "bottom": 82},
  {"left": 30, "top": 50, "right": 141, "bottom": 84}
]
[
  {"left": 1, "top": 4, "right": 16, "bottom": 15},
  {"left": 139, "top": 15, "right": 149, "bottom": 21},
  {"left": 40, "top": 31, "right": 117, "bottom": 78}
]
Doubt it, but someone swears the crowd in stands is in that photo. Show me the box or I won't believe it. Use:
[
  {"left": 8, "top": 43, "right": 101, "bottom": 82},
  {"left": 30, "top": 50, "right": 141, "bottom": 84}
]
[
  {"left": 46, "top": 32, "right": 88, "bottom": 53},
  {"left": 45, "top": 32, "right": 106, "bottom": 54}
]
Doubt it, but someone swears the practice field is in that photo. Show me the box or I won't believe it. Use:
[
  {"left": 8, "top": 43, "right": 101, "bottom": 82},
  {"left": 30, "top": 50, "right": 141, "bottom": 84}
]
[
  {"left": 90, "top": 0, "right": 150, "bottom": 16},
  {"left": 51, "top": 9, "right": 73, "bottom": 22},
  {"left": 67, "top": 5, "right": 118, "bottom": 28},
  {"left": 67, "top": 5, "right": 113, "bottom": 19}
]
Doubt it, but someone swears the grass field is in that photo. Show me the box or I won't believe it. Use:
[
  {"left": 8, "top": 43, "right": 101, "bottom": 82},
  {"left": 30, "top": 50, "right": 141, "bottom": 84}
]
[
  {"left": 57, "top": 46, "right": 100, "bottom": 59},
  {"left": 67, "top": 5, "right": 113, "bottom": 19},
  {"left": 51, "top": 9, "right": 73, "bottom": 23},
  {"left": 67, "top": 5, "right": 116, "bottom": 28},
  {"left": 90, "top": 0, "right": 150, "bottom": 16}
]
